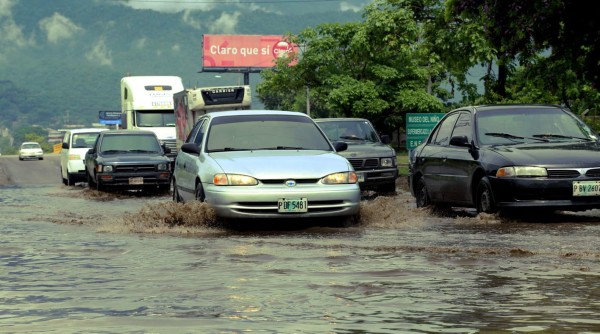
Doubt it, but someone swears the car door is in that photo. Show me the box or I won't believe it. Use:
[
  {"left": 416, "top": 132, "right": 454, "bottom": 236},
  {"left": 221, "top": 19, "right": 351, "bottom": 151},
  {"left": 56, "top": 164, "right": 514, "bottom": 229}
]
[
  {"left": 439, "top": 111, "right": 477, "bottom": 204},
  {"left": 59, "top": 131, "right": 72, "bottom": 179},
  {"left": 175, "top": 118, "right": 208, "bottom": 200},
  {"left": 418, "top": 112, "right": 460, "bottom": 202}
]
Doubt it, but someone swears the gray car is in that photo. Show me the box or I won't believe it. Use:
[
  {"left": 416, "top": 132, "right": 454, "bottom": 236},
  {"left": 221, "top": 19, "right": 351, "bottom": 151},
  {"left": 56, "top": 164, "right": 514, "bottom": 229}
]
[
  {"left": 172, "top": 110, "right": 361, "bottom": 221},
  {"left": 315, "top": 118, "right": 398, "bottom": 192}
]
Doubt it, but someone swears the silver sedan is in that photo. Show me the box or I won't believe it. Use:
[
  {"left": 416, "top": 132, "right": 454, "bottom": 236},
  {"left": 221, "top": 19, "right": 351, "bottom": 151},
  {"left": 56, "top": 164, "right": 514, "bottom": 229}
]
[{"left": 172, "top": 110, "right": 361, "bottom": 220}]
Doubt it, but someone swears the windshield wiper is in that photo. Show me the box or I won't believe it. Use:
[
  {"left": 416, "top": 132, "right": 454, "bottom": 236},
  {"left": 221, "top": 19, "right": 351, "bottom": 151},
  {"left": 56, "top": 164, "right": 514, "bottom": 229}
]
[
  {"left": 128, "top": 149, "right": 158, "bottom": 153},
  {"left": 253, "top": 146, "right": 304, "bottom": 150},
  {"left": 485, "top": 132, "right": 549, "bottom": 142},
  {"left": 532, "top": 134, "right": 592, "bottom": 141},
  {"left": 101, "top": 150, "right": 126, "bottom": 154}
]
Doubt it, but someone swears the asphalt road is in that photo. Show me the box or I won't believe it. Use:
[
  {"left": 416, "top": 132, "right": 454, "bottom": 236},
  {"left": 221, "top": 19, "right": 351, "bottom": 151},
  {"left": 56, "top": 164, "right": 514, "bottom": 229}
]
[{"left": 0, "top": 154, "right": 62, "bottom": 186}]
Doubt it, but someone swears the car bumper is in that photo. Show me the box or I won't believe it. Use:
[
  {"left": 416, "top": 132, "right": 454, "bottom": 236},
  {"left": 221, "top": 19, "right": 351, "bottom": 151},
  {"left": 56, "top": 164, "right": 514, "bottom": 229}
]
[
  {"left": 97, "top": 172, "right": 171, "bottom": 188},
  {"left": 490, "top": 177, "right": 600, "bottom": 211},
  {"left": 20, "top": 153, "right": 43, "bottom": 159},
  {"left": 204, "top": 183, "right": 361, "bottom": 219},
  {"left": 355, "top": 168, "right": 398, "bottom": 188}
]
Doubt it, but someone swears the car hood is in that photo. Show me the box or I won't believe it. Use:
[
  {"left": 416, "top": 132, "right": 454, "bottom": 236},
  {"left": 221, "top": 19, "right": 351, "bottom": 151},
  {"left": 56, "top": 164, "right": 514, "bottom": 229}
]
[
  {"left": 97, "top": 154, "right": 169, "bottom": 164},
  {"left": 336, "top": 141, "right": 395, "bottom": 159},
  {"left": 210, "top": 150, "right": 352, "bottom": 178},
  {"left": 488, "top": 141, "right": 600, "bottom": 167}
]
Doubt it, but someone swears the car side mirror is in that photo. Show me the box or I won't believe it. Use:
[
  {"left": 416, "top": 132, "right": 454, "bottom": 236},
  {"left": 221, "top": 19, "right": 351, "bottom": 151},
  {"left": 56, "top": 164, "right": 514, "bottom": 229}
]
[
  {"left": 380, "top": 134, "right": 391, "bottom": 144},
  {"left": 62, "top": 142, "right": 68, "bottom": 149},
  {"left": 450, "top": 135, "right": 471, "bottom": 147},
  {"left": 181, "top": 143, "right": 201, "bottom": 155},
  {"left": 162, "top": 144, "right": 171, "bottom": 154},
  {"left": 332, "top": 141, "right": 348, "bottom": 152}
]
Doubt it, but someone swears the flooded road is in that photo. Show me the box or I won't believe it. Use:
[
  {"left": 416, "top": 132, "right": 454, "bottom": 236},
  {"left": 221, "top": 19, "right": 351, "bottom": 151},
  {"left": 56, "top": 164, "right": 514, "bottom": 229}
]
[{"left": 1, "top": 156, "right": 600, "bottom": 333}]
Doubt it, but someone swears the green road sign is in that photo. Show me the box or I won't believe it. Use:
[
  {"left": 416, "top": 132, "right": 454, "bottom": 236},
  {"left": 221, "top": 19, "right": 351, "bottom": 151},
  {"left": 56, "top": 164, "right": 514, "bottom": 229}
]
[{"left": 405, "top": 113, "right": 445, "bottom": 150}]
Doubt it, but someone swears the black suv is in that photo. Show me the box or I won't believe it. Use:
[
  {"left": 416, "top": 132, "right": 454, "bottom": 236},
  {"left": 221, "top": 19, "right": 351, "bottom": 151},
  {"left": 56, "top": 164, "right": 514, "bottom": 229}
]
[
  {"left": 84, "top": 130, "right": 172, "bottom": 192},
  {"left": 315, "top": 118, "right": 398, "bottom": 193}
]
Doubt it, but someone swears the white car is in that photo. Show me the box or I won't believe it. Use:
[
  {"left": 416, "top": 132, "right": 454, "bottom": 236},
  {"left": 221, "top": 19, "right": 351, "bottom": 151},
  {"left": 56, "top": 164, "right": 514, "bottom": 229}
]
[
  {"left": 19, "top": 142, "right": 44, "bottom": 160},
  {"left": 60, "top": 128, "right": 108, "bottom": 185},
  {"left": 172, "top": 110, "right": 361, "bottom": 222}
]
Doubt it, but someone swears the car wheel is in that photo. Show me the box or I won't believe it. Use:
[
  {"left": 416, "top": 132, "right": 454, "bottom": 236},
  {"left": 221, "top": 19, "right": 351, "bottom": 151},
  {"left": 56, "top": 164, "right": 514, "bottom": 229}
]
[
  {"left": 378, "top": 182, "right": 396, "bottom": 194},
  {"left": 67, "top": 173, "right": 76, "bottom": 186},
  {"left": 415, "top": 178, "right": 431, "bottom": 208},
  {"left": 195, "top": 181, "right": 205, "bottom": 202},
  {"left": 172, "top": 178, "right": 183, "bottom": 203},
  {"left": 61, "top": 168, "right": 68, "bottom": 185},
  {"left": 87, "top": 171, "right": 96, "bottom": 188},
  {"left": 476, "top": 177, "right": 497, "bottom": 214}
]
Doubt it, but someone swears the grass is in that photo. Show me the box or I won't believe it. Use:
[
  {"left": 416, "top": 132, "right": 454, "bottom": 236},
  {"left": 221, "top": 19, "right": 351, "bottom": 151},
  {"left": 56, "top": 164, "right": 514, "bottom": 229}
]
[{"left": 396, "top": 151, "right": 409, "bottom": 176}]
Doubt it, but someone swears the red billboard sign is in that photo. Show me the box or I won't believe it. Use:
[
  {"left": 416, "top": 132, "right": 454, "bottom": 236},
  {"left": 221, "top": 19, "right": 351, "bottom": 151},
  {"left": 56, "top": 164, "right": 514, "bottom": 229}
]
[{"left": 203, "top": 34, "right": 297, "bottom": 69}]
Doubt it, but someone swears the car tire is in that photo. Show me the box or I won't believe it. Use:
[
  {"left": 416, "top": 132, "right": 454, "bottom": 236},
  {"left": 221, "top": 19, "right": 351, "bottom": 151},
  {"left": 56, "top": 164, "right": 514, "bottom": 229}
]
[
  {"left": 195, "top": 181, "right": 205, "bottom": 202},
  {"left": 415, "top": 178, "right": 431, "bottom": 208},
  {"left": 378, "top": 182, "right": 396, "bottom": 194},
  {"left": 67, "top": 173, "right": 76, "bottom": 186},
  {"left": 172, "top": 178, "right": 183, "bottom": 203},
  {"left": 476, "top": 177, "right": 497, "bottom": 214},
  {"left": 87, "top": 171, "right": 96, "bottom": 188}
]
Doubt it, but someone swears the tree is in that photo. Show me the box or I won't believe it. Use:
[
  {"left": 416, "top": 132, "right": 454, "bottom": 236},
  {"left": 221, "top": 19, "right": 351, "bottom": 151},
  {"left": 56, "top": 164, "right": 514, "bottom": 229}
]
[{"left": 257, "top": 0, "right": 445, "bottom": 135}]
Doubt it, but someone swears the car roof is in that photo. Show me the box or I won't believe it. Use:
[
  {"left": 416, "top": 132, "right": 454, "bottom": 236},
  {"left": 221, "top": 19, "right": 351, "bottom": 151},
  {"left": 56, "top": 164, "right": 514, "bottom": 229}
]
[
  {"left": 206, "top": 110, "right": 311, "bottom": 118},
  {"left": 313, "top": 118, "right": 367, "bottom": 122},
  {"left": 67, "top": 128, "right": 109, "bottom": 134},
  {"left": 458, "top": 104, "right": 564, "bottom": 113},
  {"left": 21, "top": 141, "right": 40, "bottom": 145},
  {"left": 100, "top": 130, "right": 157, "bottom": 136}
]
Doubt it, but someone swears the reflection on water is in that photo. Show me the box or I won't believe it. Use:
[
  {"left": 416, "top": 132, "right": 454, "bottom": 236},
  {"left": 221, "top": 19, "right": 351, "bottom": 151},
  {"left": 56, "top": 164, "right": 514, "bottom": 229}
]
[{"left": 2, "top": 184, "right": 600, "bottom": 333}]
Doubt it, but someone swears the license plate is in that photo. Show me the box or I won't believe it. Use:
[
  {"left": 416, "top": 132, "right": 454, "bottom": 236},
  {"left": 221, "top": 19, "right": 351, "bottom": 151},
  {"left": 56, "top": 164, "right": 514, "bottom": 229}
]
[
  {"left": 277, "top": 198, "right": 308, "bottom": 213},
  {"left": 129, "top": 177, "right": 144, "bottom": 185},
  {"left": 573, "top": 181, "right": 600, "bottom": 196},
  {"left": 357, "top": 173, "right": 365, "bottom": 182}
]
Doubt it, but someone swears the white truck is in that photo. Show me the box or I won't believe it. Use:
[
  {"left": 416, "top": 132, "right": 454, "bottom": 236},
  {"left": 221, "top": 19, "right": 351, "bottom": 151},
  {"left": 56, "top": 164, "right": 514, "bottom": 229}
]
[
  {"left": 173, "top": 85, "right": 251, "bottom": 150},
  {"left": 120, "top": 76, "right": 185, "bottom": 162}
]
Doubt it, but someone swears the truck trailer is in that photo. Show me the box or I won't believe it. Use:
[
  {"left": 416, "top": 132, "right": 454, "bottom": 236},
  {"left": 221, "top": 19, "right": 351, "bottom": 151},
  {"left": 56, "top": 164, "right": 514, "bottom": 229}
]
[{"left": 120, "top": 76, "right": 184, "bottom": 162}]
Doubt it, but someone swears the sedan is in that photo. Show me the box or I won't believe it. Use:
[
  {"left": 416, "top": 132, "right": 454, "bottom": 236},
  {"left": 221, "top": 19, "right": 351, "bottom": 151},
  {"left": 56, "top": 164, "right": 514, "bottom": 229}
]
[
  {"left": 19, "top": 142, "right": 44, "bottom": 160},
  {"left": 409, "top": 104, "right": 600, "bottom": 214},
  {"left": 172, "top": 110, "right": 361, "bottom": 221}
]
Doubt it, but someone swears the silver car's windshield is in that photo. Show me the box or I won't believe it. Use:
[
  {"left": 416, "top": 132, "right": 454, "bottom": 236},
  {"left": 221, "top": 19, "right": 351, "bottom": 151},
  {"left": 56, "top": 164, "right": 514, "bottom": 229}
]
[
  {"left": 476, "top": 107, "right": 597, "bottom": 145},
  {"left": 206, "top": 115, "right": 333, "bottom": 152}
]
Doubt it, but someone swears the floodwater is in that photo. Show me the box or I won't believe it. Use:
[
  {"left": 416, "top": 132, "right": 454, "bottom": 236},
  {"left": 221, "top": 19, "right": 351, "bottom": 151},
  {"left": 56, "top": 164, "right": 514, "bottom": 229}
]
[{"left": 2, "top": 182, "right": 600, "bottom": 333}]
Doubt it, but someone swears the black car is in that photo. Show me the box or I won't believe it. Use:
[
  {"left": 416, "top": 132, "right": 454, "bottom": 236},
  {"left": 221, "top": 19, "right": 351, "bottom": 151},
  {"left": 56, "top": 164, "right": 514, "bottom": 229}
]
[
  {"left": 84, "top": 130, "right": 172, "bottom": 192},
  {"left": 408, "top": 104, "right": 600, "bottom": 214},
  {"left": 315, "top": 118, "right": 398, "bottom": 192}
]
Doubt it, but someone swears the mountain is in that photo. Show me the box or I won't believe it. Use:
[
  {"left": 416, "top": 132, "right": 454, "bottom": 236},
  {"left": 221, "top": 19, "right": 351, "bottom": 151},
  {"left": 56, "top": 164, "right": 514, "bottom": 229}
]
[{"left": 0, "top": 0, "right": 366, "bottom": 129}]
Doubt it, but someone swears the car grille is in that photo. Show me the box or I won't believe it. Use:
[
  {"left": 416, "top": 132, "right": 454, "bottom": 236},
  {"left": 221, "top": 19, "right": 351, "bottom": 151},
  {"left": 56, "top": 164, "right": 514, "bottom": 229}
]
[
  {"left": 348, "top": 158, "right": 379, "bottom": 170},
  {"left": 260, "top": 178, "right": 320, "bottom": 185},
  {"left": 547, "top": 167, "right": 600, "bottom": 178},
  {"left": 114, "top": 164, "right": 156, "bottom": 173}
]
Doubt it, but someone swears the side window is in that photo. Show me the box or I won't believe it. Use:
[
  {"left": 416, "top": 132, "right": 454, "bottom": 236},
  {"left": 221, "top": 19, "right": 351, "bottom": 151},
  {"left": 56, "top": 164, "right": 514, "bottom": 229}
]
[
  {"left": 431, "top": 113, "right": 459, "bottom": 146},
  {"left": 186, "top": 118, "right": 208, "bottom": 145},
  {"left": 451, "top": 112, "right": 472, "bottom": 143}
]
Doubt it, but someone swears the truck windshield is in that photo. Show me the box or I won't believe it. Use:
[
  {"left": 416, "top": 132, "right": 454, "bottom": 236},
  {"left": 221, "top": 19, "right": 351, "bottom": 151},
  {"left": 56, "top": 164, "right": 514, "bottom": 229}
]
[{"left": 135, "top": 110, "right": 176, "bottom": 127}]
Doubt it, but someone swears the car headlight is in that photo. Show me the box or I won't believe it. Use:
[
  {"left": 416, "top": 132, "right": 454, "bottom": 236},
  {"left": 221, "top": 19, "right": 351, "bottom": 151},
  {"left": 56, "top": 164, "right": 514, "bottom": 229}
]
[
  {"left": 381, "top": 157, "right": 395, "bottom": 167},
  {"left": 213, "top": 173, "right": 258, "bottom": 186},
  {"left": 98, "top": 165, "right": 113, "bottom": 173},
  {"left": 157, "top": 163, "right": 168, "bottom": 171},
  {"left": 322, "top": 171, "right": 358, "bottom": 184},
  {"left": 496, "top": 166, "right": 547, "bottom": 178}
]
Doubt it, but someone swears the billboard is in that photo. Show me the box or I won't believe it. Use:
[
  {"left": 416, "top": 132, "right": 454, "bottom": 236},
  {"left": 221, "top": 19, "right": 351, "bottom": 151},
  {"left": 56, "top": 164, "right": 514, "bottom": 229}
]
[
  {"left": 98, "top": 110, "right": 122, "bottom": 125},
  {"left": 203, "top": 34, "right": 297, "bottom": 69}
]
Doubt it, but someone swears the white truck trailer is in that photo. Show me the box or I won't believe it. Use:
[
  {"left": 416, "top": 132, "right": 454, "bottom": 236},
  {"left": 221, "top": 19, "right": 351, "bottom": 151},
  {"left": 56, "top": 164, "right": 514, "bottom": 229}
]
[
  {"left": 173, "top": 85, "right": 251, "bottom": 150},
  {"left": 120, "top": 76, "right": 185, "bottom": 162}
]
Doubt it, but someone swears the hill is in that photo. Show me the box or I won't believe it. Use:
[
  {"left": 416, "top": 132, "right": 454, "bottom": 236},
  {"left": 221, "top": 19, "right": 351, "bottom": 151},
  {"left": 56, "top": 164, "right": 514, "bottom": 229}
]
[{"left": 0, "top": 0, "right": 365, "bottom": 130}]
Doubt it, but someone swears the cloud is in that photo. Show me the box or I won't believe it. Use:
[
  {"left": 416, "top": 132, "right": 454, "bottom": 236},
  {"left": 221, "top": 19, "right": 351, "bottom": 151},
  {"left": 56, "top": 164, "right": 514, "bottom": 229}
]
[
  {"left": 209, "top": 12, "right": 241, "bottom": 34},
  {"left": 0, "top": 0, "right": 15, "bottom": 17},
  {"left": 134, "top": 37, "right": 147, "bottom": 49},
  {"left": 340, "top": 1, "right": 367, "bottom": 12},
  {"left": 39, "top": 12, "right": 84, "bottom": 44},
  {"left": 85, "top": 37, "right": 112, "bottom": 66},
  {"left": 115, "top": 0, "right": 217, "bottom": 13},
  {"left": 172, "top": 44, "right": 181, "bottom": 52},
  {"left": 182, "top": 9, "right": 202, "bottom": 29},
  {"left": 0, "top": 0, "right": 34, "bottom": 52}
]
